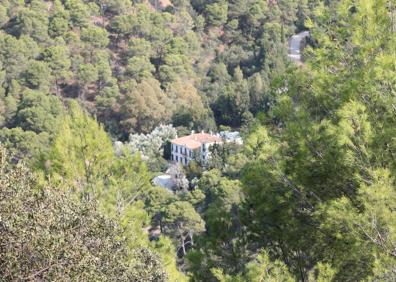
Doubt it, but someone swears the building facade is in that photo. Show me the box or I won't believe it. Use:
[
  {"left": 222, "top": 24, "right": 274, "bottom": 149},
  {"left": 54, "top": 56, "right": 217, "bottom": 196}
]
[{"left": 170, "top": 131, "right": 222, "bottom": 166}]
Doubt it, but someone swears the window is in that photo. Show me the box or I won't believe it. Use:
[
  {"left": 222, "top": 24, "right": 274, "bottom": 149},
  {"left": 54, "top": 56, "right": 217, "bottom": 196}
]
[
  {"left": 176, "top": 156, "right": 178, "bottom": 162},
  {"left": 176, "top": 145, "right": 178, "bottom": 153},
  {"left": 185, "top": 158, "right": 188, "bottom": 165},
  {"left": 171, "top": 155, "right": 174, "bottom": 161}
]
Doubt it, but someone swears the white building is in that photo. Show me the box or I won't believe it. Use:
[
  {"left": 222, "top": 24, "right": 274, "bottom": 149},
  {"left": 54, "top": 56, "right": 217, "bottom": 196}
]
[
  {"left": 220, "top": 131, "right": 243, "bottom": 145},
  {"left": 170, "top": 131, "right": 222, "bottom": 166},
  {"left": 152, "top": 174, "right": 175, "bottom": 191}
]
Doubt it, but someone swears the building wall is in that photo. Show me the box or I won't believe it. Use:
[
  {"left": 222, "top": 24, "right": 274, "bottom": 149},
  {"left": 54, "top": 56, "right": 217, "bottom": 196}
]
[
  {"left": 170, "top": 141, "right": 222, "bottom": 166},
  {"left": 170, "top": 143, "right": 195, "bottom": 165}
]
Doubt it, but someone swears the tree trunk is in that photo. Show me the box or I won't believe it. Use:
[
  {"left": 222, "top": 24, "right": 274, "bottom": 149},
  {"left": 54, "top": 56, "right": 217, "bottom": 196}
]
[
  {"left": 190, "top": 231, "right": 194, "bottom": 246},
  {"left": 55, "top": 77, "right": 60, "bottom": 96},
  {"left": 181, "top": 236, "right": 186, "bottom": 256},
  {"left": 159, "top": 217, "right": 163, "bottom": 233}
]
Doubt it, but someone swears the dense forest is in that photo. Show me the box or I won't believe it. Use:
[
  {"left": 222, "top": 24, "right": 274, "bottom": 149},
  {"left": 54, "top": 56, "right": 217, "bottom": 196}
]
[{"left": 1, "top": 0, "right": 396, "bottom": 281}]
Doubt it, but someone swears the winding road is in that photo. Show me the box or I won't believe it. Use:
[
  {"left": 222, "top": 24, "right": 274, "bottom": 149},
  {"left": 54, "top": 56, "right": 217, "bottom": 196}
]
[{"left": 288, "top": 31, "right": 310, "bottom": 63}]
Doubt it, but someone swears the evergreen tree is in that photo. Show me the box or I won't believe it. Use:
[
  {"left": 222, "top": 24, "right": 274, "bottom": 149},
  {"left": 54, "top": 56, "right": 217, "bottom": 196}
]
[{"left": 0, "top": 146, "right": 167, "bottom": 281}]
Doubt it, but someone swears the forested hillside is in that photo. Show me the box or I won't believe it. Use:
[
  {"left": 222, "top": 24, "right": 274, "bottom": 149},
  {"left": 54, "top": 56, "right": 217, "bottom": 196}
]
[
  {"left": 0, "top": 0, "right": 313, "bottom": 141},
  {"left": 1, "top": 0, "right": 396, "bottom": 281}
]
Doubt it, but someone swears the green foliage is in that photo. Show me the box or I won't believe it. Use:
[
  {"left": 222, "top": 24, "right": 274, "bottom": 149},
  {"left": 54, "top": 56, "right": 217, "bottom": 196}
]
[
  {"left": 161, "top": 201, "right": 205, "bottom": 256},
  {"left": 81, "top": 25, "right": 109, "bottom": 48},
  {"left": 186, "top": 170, "right": 247, "bottom": 281},
  {"left": 49, "top": 0, "right": 70, "bottom": 37},
  {"left": 6, "top": 1, "right": 395, "bottom": 281},
  {"left": 207, "top": 142, "right": 243, "bottom": 173},
  {"left": 152, "top": 237, "right": 188, "bottom": 282},
  {"left": 0, "top": 147, "right": 167, "bottom": 281},
  {"left": 126, "top": 56, "right": 155, "bottom": 80},
  {"left": 64, "top": 0, "right": 90, "bottom": 27},
  {"left": 0, "top": 0, "right": 299, "bottom": 139},
  {"left": 44, "top": 102, "right": 185, "bottom": 279},
  {"left": 205, "top": 1, "right": 228, "bottom": 27},
  {"left": 23, "top": 60, "right": 52, "bottom": 90},
  {"left": 185, "top": 160, "right": 203, "bottom": 181},
  {"left": 0, "top": 127, "right": 50, "bottom": 164},
  {"left": 238, "top": 0, "right": 396, "bottom": 280},
  {"left": 315, "top": 168, "right": 396, "bottom": 281},
  {"left": 212, "top": 250, "right": 293, "bottom": 282},
  {"left": 43, "top": 45, "right": 72, "bottom": 93},
  {"left": 128, "top": 38, "right": 152, "bottom": 57},
  {"left": 14, "top": 90, "right": 64, "bottom": 135},
  {"left": 78, "top": 63, "right": 99, "bottom": 85},
  {"left": 13, "top": 0, "right": 49, "bottom": 42},
  {"left": 119, "top": 78, "right": 172, "bottom": 134},
  {"left": 0, "top": 33, "right": 37, "bottom": 86},
  {"left": 47, "top": 101, "right": 113, "bottom": 195}
]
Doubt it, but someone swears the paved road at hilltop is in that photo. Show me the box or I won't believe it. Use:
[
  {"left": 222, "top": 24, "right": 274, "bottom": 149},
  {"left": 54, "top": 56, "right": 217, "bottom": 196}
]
[{"left": 288, "top": 31, "right": 310, "bottom": 63}]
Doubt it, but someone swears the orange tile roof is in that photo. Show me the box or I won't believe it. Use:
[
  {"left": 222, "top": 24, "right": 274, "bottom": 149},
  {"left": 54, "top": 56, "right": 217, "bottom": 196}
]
[{"left": 171, "top": 133, "right": 222, "bottom": 149}]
